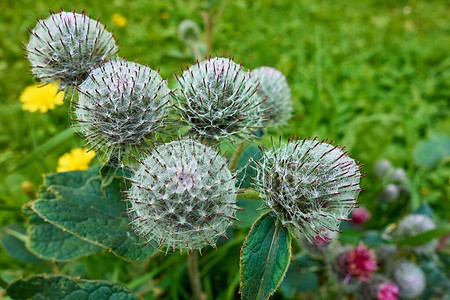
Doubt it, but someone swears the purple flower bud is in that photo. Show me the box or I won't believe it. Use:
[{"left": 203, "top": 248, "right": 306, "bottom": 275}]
[
  {"left": 334, "top": 243, "right": 377, "bottom": 284},
  {"left": 360, "top": 274, "right": 399, "bottom": 300},
  {"left": 352, "top": 207, "right": 371, "bottom": 224}
]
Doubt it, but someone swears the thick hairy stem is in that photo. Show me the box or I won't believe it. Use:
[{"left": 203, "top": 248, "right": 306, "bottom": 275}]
[
  {"left": 187, "top": 253, "right": 203, "bottom": 300},
  {"left": 228, "top": 142, "right": 245, "bottom": 170}
]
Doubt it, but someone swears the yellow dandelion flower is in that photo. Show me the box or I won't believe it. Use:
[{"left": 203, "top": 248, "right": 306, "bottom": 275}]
[
  {"left": 19, "top": 83, "right": 64, "bottom": 113},
  {"left": 161, "top": 11, "right": 169, "bottom": 20},
  {"left": 111, "top": 13, "right": 127, "bottom": 27},
  {"left": 57, "top": 148, "right": 96, "bottom": 172}
]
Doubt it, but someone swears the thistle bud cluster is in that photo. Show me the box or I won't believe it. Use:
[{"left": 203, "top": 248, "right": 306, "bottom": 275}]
[
  {"left": 26, "top": 11, "right": 117, "bottom": 91},
  {"left": 253, "top": 138, "right": 362, "bottom": 241},
  {"left": 25, "top": 11, "right": 366, "bottom": 255},
  {"left": 173, "top": 57, "right": 266, "bottom": 141},
  {"left": 126, "top": 140, "right": 238, "bottom": 253},
  {"left": 74, "top": 60, "right": 170, "bottom": 162}
]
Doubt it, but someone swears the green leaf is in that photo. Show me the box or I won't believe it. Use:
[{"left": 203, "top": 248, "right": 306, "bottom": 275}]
[
  {"left": 414, "top": 134, "right": 450, "bottom": 169},
  {"left": 44, "top": 166, "right": 101, "bottom": 188},
  {"left": 281, "top": 254, "right": 319, "bottom": 297},
  {"left": 23, "top": 205, "right": 102, "bottom": 262},
  {"left": 6, "top": 274, "right": 138, "bottom": 300},
  {"left": 240, "top": 213, "right": 292, "bottom": 300},
  {"left": 414, "top": 202, "right": 434, "bottom": 219},
  {"left": 1, "top": 224, "right": 42, "bottom": 263},
  {"left": 236, "top": 146, "right": 263, "bottom": 189},
  {"left": 236, "top": 198, "right": 264, "bottom": 228},
  {"left": 393, "top": 225, "right": 450, "bottom": 246},
  {"left": 31, "top": 169, "right": 156, "bottom": 260}
]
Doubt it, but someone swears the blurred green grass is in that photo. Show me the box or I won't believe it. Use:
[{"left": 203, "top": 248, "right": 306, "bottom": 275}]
[{"left": 0, "top": 0, "right": 448, "bottom": 287}]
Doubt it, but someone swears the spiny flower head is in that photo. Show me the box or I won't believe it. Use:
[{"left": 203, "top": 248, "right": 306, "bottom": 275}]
[
  {"left": 126, "top": 139, "right": 238, "bottom": 253},
  {"left": 253, "top": 137, "right": 362, "bottom": 241},
  {"left": 26, "top": 11, "right": 117, "bottom": 91},
  {"left": 173, "top": 57, "right": 266, "bottom": 142},
  {"left": 74, "top": 60, "right": 170, "bottom": 163},
  {"left": 392, "top": 262, "right": 425, "bottom": 299},
  {"left": 334, "top": 243, "right": 377, "bottom": 284},
  {"left": 389, "top": 214, "right": 438, "bottom": 253},
  {"left": 351, "top": 207, "right": 371, "bottom": 224},
  {"left": 19, "top": 82, "right": 64, "bottom": 113},
  {"left": 57, "top": 148, "right": 96, "bottom": 172},
  {"left": 251, "top": 66, "right": 292, "bottom": 127},
  {"left": 360, "top": 274, "right": 399, "bottom": 300}
]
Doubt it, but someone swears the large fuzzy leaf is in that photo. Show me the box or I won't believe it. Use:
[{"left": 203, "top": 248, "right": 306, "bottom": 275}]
[
  {"left": 240, "top": 213, "right": 291, "bottom": 300},
  {"left": 31, "top": 169, "right": 157, "bottom": 261},
  {"left": 1, "top": 224, "right": 41, "bottom": 263},
  {"left": 23, "top": 204, "right": 102, "bottom": 262},
  {"left": 6, "top": 275, "right": 137, "bottom": 300}
]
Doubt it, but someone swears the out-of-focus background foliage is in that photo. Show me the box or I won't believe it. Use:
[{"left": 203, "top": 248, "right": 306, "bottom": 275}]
[{"left": 0, "top": 0, "right": 448, "bottom": 298}]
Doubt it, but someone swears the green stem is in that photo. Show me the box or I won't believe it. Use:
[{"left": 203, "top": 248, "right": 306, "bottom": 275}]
[
  {"left": 187, "top": 253, "right": 203, "bottom": 300},
  {"left": 229, "top": 142, "right": 245, "bottom": 170}
]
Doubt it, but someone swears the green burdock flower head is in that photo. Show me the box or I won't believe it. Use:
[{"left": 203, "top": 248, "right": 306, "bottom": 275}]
[
  {"left": 26, "top": 10, "right": 118, "bottom": 91},
  {"left": 251, "top": 66, "right": 292, "bottom": 127},
  {"left": 173, "top": 57, "right": 267, "bottom": 142},
  {"left": 387, "top": 214, "right": 438, "bottom": 254},
  {"left": 74, "top": 59, "right": 170, "bottom": 163},
  {"left": 126, "top": 139, "right": 239, "bottom": 253},
  {"left": 253, "top": 137, "right": 362, "bottom": 241},
  {"left": 392, "top": 261, "right": 426, "bottom": 299}
]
